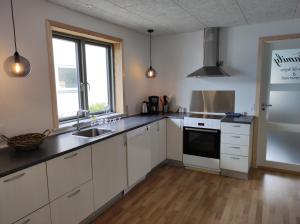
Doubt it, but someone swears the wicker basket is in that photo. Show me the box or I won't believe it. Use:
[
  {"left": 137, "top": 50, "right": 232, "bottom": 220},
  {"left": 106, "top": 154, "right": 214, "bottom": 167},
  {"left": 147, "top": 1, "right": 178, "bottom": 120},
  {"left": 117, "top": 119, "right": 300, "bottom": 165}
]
[{"left": 0, "top": 129, "right": 51, "bottom": 151}]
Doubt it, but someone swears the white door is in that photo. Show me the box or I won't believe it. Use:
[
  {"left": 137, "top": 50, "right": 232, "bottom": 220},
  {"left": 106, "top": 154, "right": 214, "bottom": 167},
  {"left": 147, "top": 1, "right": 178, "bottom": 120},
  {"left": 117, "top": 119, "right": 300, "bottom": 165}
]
[{"left": 257, "top": 34, "right": 300, "bottom": 172}]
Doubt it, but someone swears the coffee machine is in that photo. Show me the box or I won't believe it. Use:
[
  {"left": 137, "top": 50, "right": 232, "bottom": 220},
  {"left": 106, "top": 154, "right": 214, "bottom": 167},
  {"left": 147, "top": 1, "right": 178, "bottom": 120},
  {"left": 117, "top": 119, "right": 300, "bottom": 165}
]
[{"left": 148, "top": 96, "right": 159, "bottom": 114}]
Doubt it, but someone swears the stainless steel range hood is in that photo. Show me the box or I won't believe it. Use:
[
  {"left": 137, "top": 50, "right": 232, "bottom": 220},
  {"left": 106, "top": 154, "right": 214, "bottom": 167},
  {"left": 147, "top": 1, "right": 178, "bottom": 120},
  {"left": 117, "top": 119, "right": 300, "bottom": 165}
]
[{"left": 187, "top": 27, "right": 229, "bottom": 77}]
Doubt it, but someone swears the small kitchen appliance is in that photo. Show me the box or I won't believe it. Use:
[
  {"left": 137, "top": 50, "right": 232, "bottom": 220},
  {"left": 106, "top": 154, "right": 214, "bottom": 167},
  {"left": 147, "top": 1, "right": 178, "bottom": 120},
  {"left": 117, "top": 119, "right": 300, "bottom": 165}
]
[
  {"left": 148, "top": 96, "right": 159, "bottom": 114},
  {"left": 141, "top": 101, "right": 149, "bottom": 114}
]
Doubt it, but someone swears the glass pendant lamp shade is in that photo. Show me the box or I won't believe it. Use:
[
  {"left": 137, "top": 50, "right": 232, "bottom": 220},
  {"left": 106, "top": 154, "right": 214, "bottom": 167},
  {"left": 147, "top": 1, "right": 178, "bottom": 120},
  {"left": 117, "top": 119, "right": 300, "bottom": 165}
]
[
  {"left": 145, "top": 66, "right": 157, "bottom": 78},
  {"left": 4, "top": 51, "right": 31, "bottom": 77},
  {"left": 4, "top": 0, "right": 31, "bottom": 77},
  {"left": 145, "top": 29, "right": 157, "bottom": 78}
]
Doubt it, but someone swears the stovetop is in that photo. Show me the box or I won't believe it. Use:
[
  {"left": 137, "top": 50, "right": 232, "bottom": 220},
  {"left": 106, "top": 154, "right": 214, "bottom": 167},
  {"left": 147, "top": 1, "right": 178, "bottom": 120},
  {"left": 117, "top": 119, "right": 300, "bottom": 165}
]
[{"left": 185, "top": 114, "right": 225, "bottom": 120}]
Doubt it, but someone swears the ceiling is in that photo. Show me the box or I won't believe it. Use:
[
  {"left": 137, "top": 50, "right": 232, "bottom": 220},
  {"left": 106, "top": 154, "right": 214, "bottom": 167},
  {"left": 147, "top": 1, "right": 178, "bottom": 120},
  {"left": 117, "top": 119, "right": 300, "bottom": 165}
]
[{"left": 48, "top": 0, "right": 300, "bottom": 35}]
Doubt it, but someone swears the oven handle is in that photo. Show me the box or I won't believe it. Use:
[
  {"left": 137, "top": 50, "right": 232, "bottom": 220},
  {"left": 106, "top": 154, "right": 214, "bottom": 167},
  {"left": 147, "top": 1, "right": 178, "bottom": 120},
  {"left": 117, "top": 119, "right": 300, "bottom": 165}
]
[{"left": 184, "top": 127, "right": 218, "bottom": 133}]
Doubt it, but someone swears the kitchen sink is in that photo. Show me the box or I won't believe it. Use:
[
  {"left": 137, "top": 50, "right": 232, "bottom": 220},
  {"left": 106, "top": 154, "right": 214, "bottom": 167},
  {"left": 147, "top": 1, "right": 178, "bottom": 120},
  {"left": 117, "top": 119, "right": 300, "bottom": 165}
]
[{"left": 72, "top": 128, "right": 113, "bottom": 138}]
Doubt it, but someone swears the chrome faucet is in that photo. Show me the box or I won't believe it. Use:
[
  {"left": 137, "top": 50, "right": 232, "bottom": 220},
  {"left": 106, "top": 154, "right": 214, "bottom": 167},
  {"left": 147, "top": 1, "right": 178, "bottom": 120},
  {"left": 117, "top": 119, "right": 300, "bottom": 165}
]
[{"left": 76, "top": 109, "right": 90, "bottom": 131}]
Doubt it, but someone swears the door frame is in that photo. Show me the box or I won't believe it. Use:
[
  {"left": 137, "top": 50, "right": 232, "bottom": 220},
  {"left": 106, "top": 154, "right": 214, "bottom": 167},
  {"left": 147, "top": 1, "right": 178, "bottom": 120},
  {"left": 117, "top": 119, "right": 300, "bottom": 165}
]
[{"left": 255, "top": 33, "right": 300, "bottom": 172}]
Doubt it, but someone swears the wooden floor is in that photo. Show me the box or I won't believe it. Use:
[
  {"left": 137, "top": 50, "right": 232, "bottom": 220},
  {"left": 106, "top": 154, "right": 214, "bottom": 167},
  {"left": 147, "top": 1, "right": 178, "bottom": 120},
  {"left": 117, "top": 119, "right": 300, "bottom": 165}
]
[{"left": 93, "top": 165, "right": 300, "bottom": 224}]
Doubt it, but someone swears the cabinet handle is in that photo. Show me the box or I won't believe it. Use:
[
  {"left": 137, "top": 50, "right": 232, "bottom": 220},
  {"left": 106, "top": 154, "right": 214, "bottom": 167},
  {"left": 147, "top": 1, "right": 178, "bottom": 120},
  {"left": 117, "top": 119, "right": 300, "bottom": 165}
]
[
  {"left": 230, "top": 157, "right": 240, "bottom": 160},
  {"left": 231, "top": 146, "right": 240, "bottom": 149},
  {"left": 64, "top": 153, "right": 78, "bottom": 159},
  {"left": 232, "top": 125, "right": 241, "bottom": 128},
  {"left": 231, "top": 136, "right": 240, "bottom": 138},
  {"left": 20, "top": 219, "right": 31, "bottom": 224},
  {"left": 3, "top": 173, "right": 25, "bottom": 183},
  {"left": 68, "top": 189, "right": 81, "bottom": 198}
]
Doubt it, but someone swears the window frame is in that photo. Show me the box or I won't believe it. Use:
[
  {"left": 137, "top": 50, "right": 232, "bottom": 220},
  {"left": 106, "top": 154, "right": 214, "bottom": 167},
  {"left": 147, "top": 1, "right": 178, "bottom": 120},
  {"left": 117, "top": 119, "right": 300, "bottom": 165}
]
[{"left": 52, "top": 32, "right": 115, "bottom": 123}]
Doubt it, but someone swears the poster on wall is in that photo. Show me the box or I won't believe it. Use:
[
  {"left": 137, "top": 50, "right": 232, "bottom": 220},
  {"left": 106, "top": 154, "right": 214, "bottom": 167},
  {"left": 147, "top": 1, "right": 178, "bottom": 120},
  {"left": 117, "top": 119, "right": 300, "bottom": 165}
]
[{"left": 271, "top": 48, "right": 300, "bottom": 84}]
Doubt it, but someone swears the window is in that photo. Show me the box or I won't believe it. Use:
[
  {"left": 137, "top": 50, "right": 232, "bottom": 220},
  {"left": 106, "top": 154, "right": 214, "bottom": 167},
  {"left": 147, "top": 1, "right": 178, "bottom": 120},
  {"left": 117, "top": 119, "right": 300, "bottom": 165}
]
[{"left": 52, "top": 33, "right": 114, "bottom": 122}]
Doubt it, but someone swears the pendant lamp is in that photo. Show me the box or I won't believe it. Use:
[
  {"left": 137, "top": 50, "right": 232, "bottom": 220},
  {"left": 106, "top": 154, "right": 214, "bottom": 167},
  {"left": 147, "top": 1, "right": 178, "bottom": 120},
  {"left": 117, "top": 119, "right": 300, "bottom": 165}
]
[
  {"left": 145, "top": 29, "right": 157, "bottom": 78},
  {"left": 4, "top": 0, "right": 31, "bottom": 77}
]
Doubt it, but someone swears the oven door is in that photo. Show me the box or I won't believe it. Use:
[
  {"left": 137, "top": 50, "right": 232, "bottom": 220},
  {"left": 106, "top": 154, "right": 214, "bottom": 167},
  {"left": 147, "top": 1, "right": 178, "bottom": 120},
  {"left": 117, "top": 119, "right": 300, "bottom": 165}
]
[{"left": 183, "top": 127, "right": 220, "bottom": 159}]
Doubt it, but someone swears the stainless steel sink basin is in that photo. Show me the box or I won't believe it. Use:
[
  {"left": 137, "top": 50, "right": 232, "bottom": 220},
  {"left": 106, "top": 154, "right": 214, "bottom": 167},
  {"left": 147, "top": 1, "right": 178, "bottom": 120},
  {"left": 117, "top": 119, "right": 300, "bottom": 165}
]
[{"left": 72, "top": 128, "right": 113, "bottom": 138}]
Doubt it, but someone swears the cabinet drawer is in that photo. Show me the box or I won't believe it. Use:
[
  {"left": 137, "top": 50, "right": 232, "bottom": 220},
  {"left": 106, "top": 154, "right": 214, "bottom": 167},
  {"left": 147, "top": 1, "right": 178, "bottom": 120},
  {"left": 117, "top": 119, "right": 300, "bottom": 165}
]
[
  {"left": 47, "top": 147, "right": 92, "bottom": 201},
  {"left": 14, "top": 205, "right": 51, "bottom": 224},
  {"left": 221, "top": 122, "right": 250, "bottom": 135},
  {"left": 221, "top": 144, "right": 249, "bottom": 156},
  {"left": 50, "top": 181, "right": 94, "bottom": 224},
  {"left": 221, "top": 154, "right": 249, "bottom": 173},
  {"left": 221, "top": 133, "right": 250, "bottom": 146},
  {"left": 0, "top": 163, "right": 49, "bottom": 224}
]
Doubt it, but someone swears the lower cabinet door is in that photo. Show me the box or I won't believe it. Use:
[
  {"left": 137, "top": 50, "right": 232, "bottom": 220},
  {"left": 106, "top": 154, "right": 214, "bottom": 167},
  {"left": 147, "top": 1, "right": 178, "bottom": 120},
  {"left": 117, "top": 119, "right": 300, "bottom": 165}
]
[
  {"left": 167, "top": 118, "right": 183, "bottom": 161},
  {"left": 221, "top": 154, "right": 249, "bottom": 173},
  {"left": 50, "top": 181, "right": 94, "bottom": 224},
  {"left": 92, "top": 135, "right": 127, "bottom": 210},
  {"left": 0, "top": 163, "right": 49, "bottom": 224},
  {"left": 127, "top": 127, "right": 151, "bottom": 187},
  {"left": 14, "top": 205, "right": 51, "bottom": 224}
]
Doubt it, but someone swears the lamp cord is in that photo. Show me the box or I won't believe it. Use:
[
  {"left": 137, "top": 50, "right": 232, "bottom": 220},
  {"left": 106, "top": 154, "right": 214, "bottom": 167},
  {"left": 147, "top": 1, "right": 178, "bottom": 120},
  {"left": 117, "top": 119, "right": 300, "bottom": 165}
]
[
  {"left": 149, "top": 31, "right": 152, "bottom": 67},
  {"left": 10, "top": 0, "right": 18, "bottom": 52}
]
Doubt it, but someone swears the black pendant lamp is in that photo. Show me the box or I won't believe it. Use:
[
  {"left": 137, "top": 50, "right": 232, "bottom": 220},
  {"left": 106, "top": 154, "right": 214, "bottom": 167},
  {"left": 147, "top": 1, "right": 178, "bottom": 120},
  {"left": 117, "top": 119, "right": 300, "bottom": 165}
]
[
  {"left": 145, "top": 29, "right": 157, "bottom": 78},
  {"left": 4, "top": 0, "right": 31, "bottom": 77}
]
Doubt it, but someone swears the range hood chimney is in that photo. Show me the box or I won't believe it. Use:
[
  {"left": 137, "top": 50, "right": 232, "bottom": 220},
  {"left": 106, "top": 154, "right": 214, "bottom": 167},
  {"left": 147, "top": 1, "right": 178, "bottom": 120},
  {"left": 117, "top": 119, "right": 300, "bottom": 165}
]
[{"left": 187, "top": 27, "right": 229, "bottom": 77}]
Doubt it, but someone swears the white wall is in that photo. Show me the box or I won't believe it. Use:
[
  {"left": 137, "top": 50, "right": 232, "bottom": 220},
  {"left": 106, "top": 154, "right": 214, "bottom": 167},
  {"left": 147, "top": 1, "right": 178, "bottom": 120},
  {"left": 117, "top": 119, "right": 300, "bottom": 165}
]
[
  {"left": 0, "top": 0, "right": 150, "bottom": 136},
  {"left": 151, "top": 18, "right": 300, "bottom": 114}
]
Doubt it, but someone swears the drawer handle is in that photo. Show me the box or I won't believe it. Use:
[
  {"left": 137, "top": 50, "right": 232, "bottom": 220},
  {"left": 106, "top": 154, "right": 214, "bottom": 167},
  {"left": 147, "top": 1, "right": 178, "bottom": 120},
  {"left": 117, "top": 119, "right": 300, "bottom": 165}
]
[
  {"left": 68, "top": 189, "right": 81, "bottom": 198},
  {"left": 232, "top": 125, "right": 241, "bottom": 128},
  {"left": 64, "top": 153, "right": 78, "bottom": 159},
  {"left": 231, "top": 136, "right": 240, "bottom": 138},
  {"left": 20, "top": 219, "right": 31, "bottom": 224},
  {"left": 3, "top": 173, "right": 25, "bottom": 183},
  {"left": 230, "top": 157, "right": 240, "bottom": 160},
  {"left": 231, "top": 146, "right": 240, "bottom": 149}
]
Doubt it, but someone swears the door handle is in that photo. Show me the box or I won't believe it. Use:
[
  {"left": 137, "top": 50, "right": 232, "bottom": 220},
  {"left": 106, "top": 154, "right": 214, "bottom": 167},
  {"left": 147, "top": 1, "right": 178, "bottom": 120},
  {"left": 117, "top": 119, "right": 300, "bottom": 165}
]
[
  {"left": 67, "top": 189, "right": 81, "bottom": 198},
  {"left": 3, "top": 173, "right": 26, "bottom": 183},
  {"left": 262, "top": 103, "right": 272, "bottom": 111},
  {"left": 64, "top": 153, "right": 78, "bottom": 159},
  {"left": 262, "top": 104, "right": 272, "bottom": 107}
]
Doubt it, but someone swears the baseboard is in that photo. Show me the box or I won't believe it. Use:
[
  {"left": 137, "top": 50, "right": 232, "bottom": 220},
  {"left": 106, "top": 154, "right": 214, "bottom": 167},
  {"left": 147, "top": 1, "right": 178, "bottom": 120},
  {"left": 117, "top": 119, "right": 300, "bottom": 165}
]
[
  {"left": 258, "top": 166, "right": 300, "bottom": 176},
  {"left": 185, "top": 166, "right": 220, "bottom": 175},
  {"left": 166, "top": 159, "right": 184, "bottom": 167},
  {"left": 221, "top": 169, "right": 249, "bottom": 180},
  {"left": 81, "top": 192, "right": 123, "bottom": 224}
]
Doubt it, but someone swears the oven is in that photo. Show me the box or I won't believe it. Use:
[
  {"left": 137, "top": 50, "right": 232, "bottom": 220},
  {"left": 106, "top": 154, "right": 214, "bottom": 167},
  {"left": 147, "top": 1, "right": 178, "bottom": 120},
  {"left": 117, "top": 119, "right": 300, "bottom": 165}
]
[{"left": 183, "top": 127, "right": 220, "bottom": 159}]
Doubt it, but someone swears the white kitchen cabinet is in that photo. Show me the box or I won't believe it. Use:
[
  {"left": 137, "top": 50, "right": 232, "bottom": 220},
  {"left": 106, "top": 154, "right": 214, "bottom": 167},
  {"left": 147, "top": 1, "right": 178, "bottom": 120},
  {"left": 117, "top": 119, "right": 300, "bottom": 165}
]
[
  {"left": 167, "top": 118, "right": 183, "bottom": 161},
  {"left": 158, "top": 119, "right": 167, "bottom": 164},
  {"left": 50, "top": 181, "right": 94, "bottom": 224},
  {"left": 220, "top": 122, "right": 253, "bottom": 177},
  {"left": 127, "top": 126, "right": 151, "bottom": 187},
  {"left": 92, "top": 134, "right": 127, "bottom": 210},
  {"left": 149, "top": 120, "right": 167, "bottom": 169},
  {"left": 221, "top": 154, "right": 249, "bottom": 173},
  {"left": 149, "top": 122, "right": 160, "bottom": 169},
  {"left": 0, "top": 163, "right": 49, "bottom": 224},
  {"left": 14, "top": 205, "right": 51, "bottom": 224},
  {"left": 47, "top": 146, "right": 92, "bottom": 201}
]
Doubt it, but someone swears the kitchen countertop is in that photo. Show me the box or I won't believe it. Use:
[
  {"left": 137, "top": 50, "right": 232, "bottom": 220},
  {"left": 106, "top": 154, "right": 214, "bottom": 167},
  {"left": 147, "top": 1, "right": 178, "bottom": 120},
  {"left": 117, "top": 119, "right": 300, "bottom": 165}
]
[
  {"left": 0, "top": 114, "right": 174, "bottom": 178},
  {"left": 221, "top": 116, "right": 254, "bottom": 124},
  {"left": 0, "top": 112, "right": 253, "bottom": 178}
]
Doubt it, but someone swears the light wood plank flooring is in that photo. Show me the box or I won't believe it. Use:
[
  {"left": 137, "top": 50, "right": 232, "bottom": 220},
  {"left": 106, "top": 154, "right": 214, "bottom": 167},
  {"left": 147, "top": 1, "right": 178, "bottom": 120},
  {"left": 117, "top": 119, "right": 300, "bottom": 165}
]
[{"left": 93, "top": 165, "right": 300, "bottom": 224}]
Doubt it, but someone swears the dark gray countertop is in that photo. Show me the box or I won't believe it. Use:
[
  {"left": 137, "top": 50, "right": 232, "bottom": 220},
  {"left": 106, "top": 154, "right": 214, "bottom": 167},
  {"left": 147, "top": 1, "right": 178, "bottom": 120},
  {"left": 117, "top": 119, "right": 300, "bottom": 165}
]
[
  {"left": 221, "top": 116, "right": 254, "bottom": 124},
  {"left": 0, "top": 112, "right": 253, "bottom": 178},
  {"left": 0, "top": 114, "right": 170, "bottom": 178}
]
